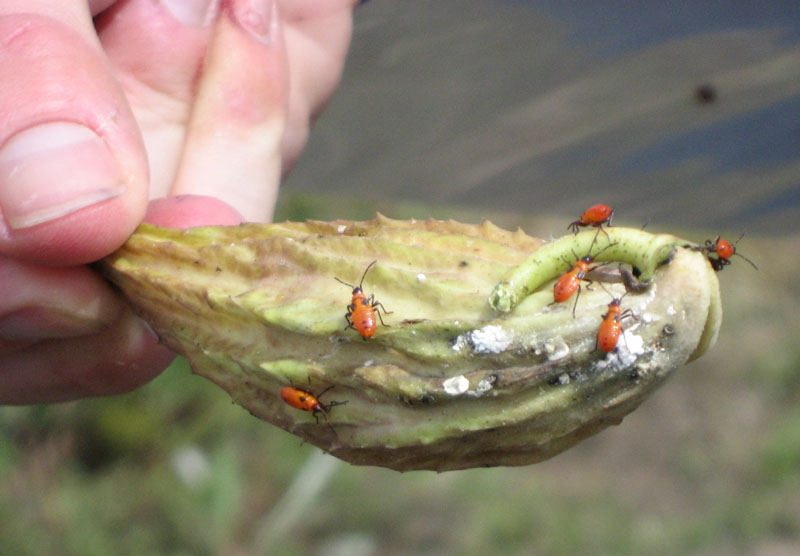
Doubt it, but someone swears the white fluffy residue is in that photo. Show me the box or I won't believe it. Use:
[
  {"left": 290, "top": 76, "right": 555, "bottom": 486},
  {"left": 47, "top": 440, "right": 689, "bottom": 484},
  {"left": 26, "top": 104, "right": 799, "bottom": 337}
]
[
  {"left": 336, "top": 225, "right": 347, "bottom": 233},
  {"left": 596, "top": 331, "right": 646, "bottom": 370},
  {"left": 620, "top": 330, "right": 645, "bottom": 357},
  {"left": 467, "top": 325, "right": 513, "bottom": 354},
  {"left": 474, "top": 376, "right": 495, "bottom": 394},
  {"left": 443, "top": 375, "right": 470, "bottom": 395},
  {"left": 463, "top": 375, "right": 496, "bottom": 398},
  {"left": 542, "top": 336, "right": 570, "bottom": 361},
  {"left": 416, "top": 273, "right": 427, "bottom": 282}
]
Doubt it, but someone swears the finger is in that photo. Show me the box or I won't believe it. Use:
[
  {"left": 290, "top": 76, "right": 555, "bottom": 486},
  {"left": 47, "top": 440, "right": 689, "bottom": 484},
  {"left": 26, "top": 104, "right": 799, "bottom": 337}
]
[
  {"left": 0, "top": 306, "right": 174, "bottom": 404},
  {"left": 144, "top": 195, "right": 244, "bottom": 228},
  {"left": 0, "top": 255, "right": 124, "bottom": 354},
  {"left": 279, "top": 0, "right": 357, "bottom": 171},
  {"left": 89, "top": 0, "right": 118, "bottom": 16},
  {"left": 0, "top": 193, "right": 242, "bottom": 403},
  {"left": 170, "top": 0, "right": 288, "bottom": 222},
  {"left": 95, "top": 0, "right": 221, "bottom": 198},
  {"left": 0, "top": 1, "right": 149, "bottom": 264}
]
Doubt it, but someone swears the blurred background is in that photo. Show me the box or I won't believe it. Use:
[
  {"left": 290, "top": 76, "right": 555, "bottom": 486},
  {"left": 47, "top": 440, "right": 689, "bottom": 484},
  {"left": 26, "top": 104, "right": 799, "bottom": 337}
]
[{"left": 2, "top": 2, "right": 799, "bottom": 554}]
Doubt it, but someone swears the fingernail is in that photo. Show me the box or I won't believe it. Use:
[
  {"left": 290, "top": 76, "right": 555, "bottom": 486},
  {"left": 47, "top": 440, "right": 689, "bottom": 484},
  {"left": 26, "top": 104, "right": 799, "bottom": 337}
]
[
  {"left": 0, "top": 122, "right": 127, "bottom": 230},
  {"left": 160, "top": 0, "right": 220, "bottom": 27},
  {"left": 226, "top": 0, "right": 278, "bottom": 45}
]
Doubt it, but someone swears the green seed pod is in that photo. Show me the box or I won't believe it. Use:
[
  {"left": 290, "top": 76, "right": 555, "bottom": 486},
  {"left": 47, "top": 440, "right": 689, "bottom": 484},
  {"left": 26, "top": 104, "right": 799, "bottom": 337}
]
[{"left": 99, "top": 215, "right": 721, "bottom": 471}]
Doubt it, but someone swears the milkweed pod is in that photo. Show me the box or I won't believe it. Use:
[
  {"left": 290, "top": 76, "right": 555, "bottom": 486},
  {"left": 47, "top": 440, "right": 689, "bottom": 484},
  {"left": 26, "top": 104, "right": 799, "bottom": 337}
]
[{"left": 100, "top": 215, "right": 721, "bottom": 471}]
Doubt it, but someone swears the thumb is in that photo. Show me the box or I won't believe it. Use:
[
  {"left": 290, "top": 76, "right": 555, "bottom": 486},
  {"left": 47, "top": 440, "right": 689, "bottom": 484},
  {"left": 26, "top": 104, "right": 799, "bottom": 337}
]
[{"left": 0, "top": 5, "right": 149, "bottom": 265}]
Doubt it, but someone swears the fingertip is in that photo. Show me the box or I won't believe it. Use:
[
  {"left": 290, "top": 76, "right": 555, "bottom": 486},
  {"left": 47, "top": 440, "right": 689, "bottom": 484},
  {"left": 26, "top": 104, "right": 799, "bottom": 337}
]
[{"left": 144, "top": 195, "right": 245, "bottom": 228}]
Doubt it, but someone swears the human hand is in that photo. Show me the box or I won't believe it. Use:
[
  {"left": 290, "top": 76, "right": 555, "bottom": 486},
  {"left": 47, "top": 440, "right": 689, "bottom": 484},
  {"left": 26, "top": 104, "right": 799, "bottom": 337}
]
[{"left": 0, "top": 0, "right": 358, "bottom": 403}]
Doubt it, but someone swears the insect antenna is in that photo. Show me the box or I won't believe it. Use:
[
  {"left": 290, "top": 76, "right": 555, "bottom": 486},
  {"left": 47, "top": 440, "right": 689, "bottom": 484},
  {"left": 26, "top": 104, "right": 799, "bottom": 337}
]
[{"left": 730, "top": 232, "right": 759, "bottom": 270}]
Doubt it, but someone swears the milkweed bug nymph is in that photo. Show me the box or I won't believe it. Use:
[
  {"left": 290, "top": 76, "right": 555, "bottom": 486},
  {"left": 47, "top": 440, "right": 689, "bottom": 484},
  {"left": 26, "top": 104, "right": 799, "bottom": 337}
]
[
  {"left": 335, "top": 260, "right": 392, "bottom": 339},
  {"left": 568, "top": 203, "right": 614, "bottom": 239},
  {"left": 595, "top": 287, "right": 638, "bottom": 353},
  {"left": 698, "top": 233, "right": 758, "bottom": 272},
  {"left": 280, "top": 385, "right": 347, "bottom": 432},
  {"left": 552, "top": 238, "right": 616, "bottom": 316},
  {"left": 553, "top": 254, "right": 593, "bottom": 307}
]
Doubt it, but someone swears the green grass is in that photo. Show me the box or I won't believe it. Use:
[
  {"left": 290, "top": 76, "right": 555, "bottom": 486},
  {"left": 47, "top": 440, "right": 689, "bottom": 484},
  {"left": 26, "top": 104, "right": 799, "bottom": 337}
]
[{"left": 2, "top": 196, "right": 799, "bottom": 555}]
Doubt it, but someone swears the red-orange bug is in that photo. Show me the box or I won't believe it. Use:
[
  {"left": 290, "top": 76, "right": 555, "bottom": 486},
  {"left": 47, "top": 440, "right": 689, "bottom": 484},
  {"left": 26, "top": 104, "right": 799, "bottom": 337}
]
[
  {"left": 568, "top": 203, "right": 614, "bottom": 237},
  {"left": 701, "top": 233, "right": 757, "bottom": 272},
  {"left": 280, "top": 385, "right": 347, "bottom": 426},
  {"left": 553, "top": 255, "right": 592, "bottom": 306},
  {"left": 552, "top": 240, "right": 616, "bottom": 316},
  {"left": 595, "top": 291, "right": 637, "bottom": 352},
  {"left": 335, "top": 260, "right": 392, "bottom": 340}
]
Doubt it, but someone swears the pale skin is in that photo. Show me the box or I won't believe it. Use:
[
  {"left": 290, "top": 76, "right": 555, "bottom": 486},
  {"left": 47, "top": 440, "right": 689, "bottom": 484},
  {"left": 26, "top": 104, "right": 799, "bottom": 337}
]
[{"left": 0, "top": 0, "right": 360, "bottom": 403}]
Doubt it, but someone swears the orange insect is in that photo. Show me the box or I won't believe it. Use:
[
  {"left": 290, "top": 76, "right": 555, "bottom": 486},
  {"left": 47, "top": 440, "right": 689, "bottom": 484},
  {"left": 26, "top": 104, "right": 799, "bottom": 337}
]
[
  {"left": 554, "top": 255, "right": 592, "bottom": 306},
  {"left": 335, "top": 260, "right": 392, "bottom": 340},
  {"left": 701, "top": 233, "right": 757, "bottom": 272},
  {"left": 552, "top": 241, "right": 615, "bottom": 316},
  {"left": 280, "top": 385, "right": 347, "bottom": 425},
  {"left": 595, "top": 292, "right": 637, "bottom": 352},
  {"left": 568, "top": 203, "right": 614, "bottom": 237}
]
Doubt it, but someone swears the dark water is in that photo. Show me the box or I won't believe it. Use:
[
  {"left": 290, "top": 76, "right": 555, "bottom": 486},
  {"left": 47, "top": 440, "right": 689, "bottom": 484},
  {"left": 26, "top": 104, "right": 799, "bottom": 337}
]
[{"left": 283, "top": 1, "right": 800, "bottom": 235}]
